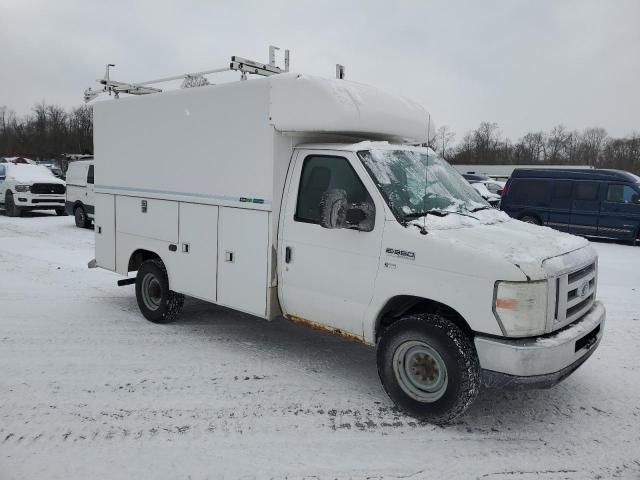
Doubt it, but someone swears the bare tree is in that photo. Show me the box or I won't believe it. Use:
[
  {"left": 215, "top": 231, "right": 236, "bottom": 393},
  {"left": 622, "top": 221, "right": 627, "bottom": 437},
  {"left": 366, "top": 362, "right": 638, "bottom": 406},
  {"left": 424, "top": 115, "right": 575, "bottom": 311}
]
[
  {"left": 546, "top": 124, "right": 570, "bottom": 164},
  {"left": 580, "top": 127, "right": 608, "bottom": 167},
  {"left": 435, "top": 125, "right": 456, "bottom": 160},
  {"left": 517, "top": 131, "right": 546, "bottom": 164}
]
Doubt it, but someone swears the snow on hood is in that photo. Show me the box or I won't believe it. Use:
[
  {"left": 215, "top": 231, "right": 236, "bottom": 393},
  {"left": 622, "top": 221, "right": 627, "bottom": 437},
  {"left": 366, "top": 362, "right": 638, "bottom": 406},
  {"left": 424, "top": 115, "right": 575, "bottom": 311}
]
[
  {"left": 7, "top": 164, "right": 64, "bottom": 184},
  {"left": 410, "top": 208, "right": 511, "bottom": 231},
  {"left": 412, "top": 209, "right": 589, "bottom": 279}
]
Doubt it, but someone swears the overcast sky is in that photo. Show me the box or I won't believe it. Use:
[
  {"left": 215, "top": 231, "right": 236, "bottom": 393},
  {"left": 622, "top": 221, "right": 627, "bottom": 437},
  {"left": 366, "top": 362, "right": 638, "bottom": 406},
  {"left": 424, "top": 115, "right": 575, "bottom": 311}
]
[{"left": 1, "top": 0, "right": 638, "bottom": 140}]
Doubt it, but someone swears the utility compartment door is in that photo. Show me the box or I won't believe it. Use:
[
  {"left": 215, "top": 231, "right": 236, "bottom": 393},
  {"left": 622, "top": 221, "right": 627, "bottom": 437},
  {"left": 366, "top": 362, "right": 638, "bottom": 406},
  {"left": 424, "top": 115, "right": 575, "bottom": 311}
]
[
  {"left": 116, "top": 196, "right": 179, "bottom": 243},
  {"left": 95, "top": 193, "right": 116, "bottom": 271},
  {"left": 171, "top": 202, "right": 219, "bottom": 302},
  {"left": 218, "top": 207, "right": 269, "bottom": 317}
]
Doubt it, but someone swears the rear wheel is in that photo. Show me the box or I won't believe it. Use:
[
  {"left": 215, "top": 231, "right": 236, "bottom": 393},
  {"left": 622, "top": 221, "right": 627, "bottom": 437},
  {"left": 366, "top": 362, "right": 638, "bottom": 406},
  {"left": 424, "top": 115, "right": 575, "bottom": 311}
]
[
  {"left": 377, "top": 314, "right": 480, "bottom": 424},
  {"left": 135, "top": 259, "right": 184, "bottom": 324},
  {"left": 5, "top": 192, "right": 21, "bottom": 217},
  {"left": 520, "top": 215, "right": 541, "bottom": 225},
  {"left": 74, "top": 205, "right": 91, "bottom": 228}
]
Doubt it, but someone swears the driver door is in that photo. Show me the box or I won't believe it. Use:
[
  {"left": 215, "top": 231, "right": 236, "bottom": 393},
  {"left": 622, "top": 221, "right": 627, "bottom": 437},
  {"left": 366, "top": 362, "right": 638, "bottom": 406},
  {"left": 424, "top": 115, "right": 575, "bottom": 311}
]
[{"left": 278, "top": 150, "right": 384, "bottom": 338}]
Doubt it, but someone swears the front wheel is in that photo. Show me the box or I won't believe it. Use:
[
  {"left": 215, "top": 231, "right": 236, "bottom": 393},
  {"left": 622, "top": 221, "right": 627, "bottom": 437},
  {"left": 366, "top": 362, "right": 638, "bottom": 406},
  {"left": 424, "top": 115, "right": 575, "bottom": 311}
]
[
  {"left": 4, "top": 192, "right": 21, "bottom": 217},
  {"left": 74, "top": 205, "right": 91, "bottom": 228},
  {"left": 520, "top": 215, "right": 541, "bottom": 225},
  {"left": 135, "top": 259, "right": 184, "bottom": 323},
  {"left": 377, "top": 314, "right": 480, "bottom": 424}
]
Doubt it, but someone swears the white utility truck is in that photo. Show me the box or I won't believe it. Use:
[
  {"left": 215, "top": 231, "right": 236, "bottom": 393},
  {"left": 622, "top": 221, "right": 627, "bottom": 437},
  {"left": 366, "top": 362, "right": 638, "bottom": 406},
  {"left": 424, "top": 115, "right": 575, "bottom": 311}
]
[
  {"left": 88, "top": 52, "right": 605, "bottom": 423},
  {"left": 65, "top": 159, "right": 95, "bottom": 228}
]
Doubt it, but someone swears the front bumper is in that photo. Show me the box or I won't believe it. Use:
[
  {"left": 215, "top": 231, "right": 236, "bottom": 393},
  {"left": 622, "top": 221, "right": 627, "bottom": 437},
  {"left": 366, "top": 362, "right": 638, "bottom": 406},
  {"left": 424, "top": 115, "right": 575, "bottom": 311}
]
[
  {"left": 15, "top": 193, "right": 65, "bottom": 209},
  {"left": 475, "top": 301, "right": 605, "bottom": 389}
]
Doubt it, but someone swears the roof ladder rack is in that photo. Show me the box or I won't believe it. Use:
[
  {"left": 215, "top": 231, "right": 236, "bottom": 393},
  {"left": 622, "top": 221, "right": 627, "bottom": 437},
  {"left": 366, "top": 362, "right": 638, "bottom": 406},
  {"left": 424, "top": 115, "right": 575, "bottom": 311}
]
[{"left": 84, "top": 45, "right": 291, "bottom": 103}]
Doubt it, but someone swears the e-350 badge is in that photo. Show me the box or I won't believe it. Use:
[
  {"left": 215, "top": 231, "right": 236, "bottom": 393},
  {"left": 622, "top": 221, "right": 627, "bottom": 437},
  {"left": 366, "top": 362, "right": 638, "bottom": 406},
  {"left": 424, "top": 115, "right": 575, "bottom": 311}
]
[{"left": 385, "top": 248, "right": 415, "bottom": 260}]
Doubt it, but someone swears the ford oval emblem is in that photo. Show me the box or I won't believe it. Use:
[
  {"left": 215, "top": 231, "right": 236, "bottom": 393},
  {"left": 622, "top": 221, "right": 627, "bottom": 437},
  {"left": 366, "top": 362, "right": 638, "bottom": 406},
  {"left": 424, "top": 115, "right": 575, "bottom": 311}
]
[{"left": 579, "top": 281, "right": 590, "bottom": 299}]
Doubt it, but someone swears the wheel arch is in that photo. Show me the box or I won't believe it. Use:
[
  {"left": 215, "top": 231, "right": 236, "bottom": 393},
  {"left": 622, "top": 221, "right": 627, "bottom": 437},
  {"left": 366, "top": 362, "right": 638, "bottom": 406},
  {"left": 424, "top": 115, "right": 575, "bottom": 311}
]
[
  {"left": 128, "top": 248, "right": 162, "bottom": 273},
  {"left": 374, "top": 295, "right": 473, "bottom": 343}
]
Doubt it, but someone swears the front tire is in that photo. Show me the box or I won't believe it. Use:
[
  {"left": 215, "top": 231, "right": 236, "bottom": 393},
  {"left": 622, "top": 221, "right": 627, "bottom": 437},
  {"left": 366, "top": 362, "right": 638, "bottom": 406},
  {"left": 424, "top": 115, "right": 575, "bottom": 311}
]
[
  {"left": 520, "top": 215, "right": 541, "bottom": 225},
  {"left": 5, "top": 192, "right": 21, "bottom": 217},
  {"left": 74, "top": 205, "right": 91, "bottom": 228},
  {"left": 377, "top": 314, "right": 480, "bottom": 424},
  {"left": 135, "top": 259, "right": 184, "bottom": 324}
]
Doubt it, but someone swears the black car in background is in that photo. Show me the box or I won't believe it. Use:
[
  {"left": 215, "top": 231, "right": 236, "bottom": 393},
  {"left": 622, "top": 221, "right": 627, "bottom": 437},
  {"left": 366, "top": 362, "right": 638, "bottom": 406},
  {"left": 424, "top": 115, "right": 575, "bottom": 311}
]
[{"left": 500, "top": 168, "right": 640, "bottom": 243}]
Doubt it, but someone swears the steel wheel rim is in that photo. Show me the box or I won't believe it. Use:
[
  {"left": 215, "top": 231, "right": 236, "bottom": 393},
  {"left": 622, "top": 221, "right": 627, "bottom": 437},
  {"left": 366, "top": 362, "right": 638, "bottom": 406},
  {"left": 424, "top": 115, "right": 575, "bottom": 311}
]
[
  {"left": 76, "top": 209, "right": 84, "bottom": 224},
  {"left": 392, "top": 340, "right": 448, "bottom": 403},
  {"left": 141, "top": 273, "right": 162, "bottom": 311}
]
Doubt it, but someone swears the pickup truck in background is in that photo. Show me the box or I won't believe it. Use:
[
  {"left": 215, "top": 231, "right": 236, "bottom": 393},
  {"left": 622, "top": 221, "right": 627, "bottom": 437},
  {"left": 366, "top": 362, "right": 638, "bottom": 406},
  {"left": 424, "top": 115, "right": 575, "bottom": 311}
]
[
  {"left": 89, "top": 58, "right": 606, "bottom": 423},
  {"left": 0, "top": 163, "right": 67, "bottom": 217}
]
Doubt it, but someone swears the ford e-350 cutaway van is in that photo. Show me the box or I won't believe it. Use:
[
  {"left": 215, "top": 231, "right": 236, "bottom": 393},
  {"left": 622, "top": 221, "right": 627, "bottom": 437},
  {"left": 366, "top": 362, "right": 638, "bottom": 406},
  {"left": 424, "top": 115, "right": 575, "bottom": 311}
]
[{"left": 89, "top": 60, "right": 605, "bottom": 423}]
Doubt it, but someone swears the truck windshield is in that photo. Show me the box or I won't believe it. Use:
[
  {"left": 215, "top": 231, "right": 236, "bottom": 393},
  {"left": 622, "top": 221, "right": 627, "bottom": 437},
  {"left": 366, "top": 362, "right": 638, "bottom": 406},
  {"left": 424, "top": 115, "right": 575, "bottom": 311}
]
[{"left": 358, "top": 147, "right": 488, "bottom": 223}]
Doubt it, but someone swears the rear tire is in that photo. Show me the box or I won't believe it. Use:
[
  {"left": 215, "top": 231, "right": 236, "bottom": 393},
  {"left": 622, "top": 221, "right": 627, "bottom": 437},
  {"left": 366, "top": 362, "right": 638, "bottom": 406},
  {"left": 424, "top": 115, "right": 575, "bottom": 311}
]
[
  {"left": 135, "top": 259, "right": 184, "bottom": 324},
  {"left": 74, "top": 205, "right": 91, "bottom": 228},
  {"left": 5, "top": 192, "right": 21, "bottom": 217},
  {"left": 377, "top": 314, "right": 480, "bottom": 424},
  {"left": 520, "top": 215, "right": 541, "bottom": 225}
]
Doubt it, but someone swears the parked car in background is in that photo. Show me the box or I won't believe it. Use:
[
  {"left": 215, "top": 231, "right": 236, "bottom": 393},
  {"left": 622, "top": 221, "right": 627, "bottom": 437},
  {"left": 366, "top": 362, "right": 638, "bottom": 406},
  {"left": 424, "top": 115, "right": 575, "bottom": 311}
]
[
  {"left": 65, "top": 160, "right": 95, "bottom": 228},
  {"left": 36, "top": 159, "right": 63, "bottom": 178},
  {"left": 463, "top": 173, "right": 505, "bottom": 195},
  {"left": 470, "top": 182, "right": 501, "bottom": 207},
  {"left": 501, "top": 168, "right": 640, "bottom": 244},
  {"left": 0, "top": 163, "right": 67, "bottom": 217}
]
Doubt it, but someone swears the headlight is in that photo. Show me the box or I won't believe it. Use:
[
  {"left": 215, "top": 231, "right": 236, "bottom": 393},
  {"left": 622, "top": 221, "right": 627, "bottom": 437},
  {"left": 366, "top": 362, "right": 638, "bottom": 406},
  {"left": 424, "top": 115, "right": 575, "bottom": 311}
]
[
  {"left": 14, "top": 185, "right": 31, "bottom": 192},
  {"left": 493, "top": 280, "right": 548, "bottom": 337}
]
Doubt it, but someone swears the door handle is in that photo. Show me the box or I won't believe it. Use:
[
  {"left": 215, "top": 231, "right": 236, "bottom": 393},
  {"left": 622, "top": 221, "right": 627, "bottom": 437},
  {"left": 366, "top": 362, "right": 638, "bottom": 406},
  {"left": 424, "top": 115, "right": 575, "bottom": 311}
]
[{"left": 285, "top": 246, "right": 292, "bottom": 264}]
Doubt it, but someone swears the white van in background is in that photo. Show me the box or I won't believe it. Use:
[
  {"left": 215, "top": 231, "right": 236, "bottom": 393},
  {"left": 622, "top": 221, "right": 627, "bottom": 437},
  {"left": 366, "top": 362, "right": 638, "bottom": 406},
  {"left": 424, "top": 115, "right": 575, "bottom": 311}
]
[
  {"left": 65, "top": 160, "right": 95, "bottom": 228},
  {"left": 0, "top": 163, "right": 67, "bottom": 217}
]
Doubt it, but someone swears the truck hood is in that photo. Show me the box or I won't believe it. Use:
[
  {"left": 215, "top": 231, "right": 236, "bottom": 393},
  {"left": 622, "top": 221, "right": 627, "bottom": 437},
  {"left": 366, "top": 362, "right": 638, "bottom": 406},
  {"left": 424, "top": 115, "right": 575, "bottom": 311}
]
[
  {"left": 9, "top": 165, "right": 65, "bottom": 185},
  {"left": 8, "top": 165, "right": 64, "bottom": 184},
  {"left": 421, "top": 210, "right": 589, "bottom": 279}
]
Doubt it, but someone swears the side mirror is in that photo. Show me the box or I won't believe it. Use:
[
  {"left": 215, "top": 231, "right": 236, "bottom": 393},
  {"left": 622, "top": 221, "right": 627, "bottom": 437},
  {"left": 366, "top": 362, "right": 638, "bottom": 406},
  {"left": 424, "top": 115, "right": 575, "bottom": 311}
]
[
  {"left": 320, "top": 189, "right": 348, "bottom": 229},
  {"left": 0, "top": 176, "right": 5, "bottom": 181},
  {"left": 320, "top": 189, "right": 375, "bottom": 232}
]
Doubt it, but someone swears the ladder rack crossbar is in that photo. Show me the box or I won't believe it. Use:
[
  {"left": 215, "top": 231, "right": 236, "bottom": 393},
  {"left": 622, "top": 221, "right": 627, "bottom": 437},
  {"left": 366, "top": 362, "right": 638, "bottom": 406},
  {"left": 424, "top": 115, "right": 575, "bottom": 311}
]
[{"left": 132, "top": 66, "right": 232, "bottom": 87}]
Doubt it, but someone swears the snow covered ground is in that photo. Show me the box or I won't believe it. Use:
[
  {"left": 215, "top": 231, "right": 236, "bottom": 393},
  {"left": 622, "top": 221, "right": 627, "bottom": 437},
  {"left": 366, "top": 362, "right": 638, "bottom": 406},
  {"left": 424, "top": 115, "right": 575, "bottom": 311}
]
[{"left": 1, "top": 213, "right": 639, "bottom": 479}]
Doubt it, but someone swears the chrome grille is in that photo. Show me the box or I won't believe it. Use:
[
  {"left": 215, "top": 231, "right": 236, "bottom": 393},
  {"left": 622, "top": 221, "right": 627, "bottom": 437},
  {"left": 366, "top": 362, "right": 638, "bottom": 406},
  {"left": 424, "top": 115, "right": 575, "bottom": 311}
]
[{"left": 553, "top": 261, "right": 597, "bottom": 329}]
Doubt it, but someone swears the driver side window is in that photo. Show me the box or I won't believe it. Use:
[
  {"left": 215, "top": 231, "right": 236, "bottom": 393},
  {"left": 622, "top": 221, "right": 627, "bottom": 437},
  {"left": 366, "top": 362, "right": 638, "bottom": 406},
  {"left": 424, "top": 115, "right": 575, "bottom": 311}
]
[
  {"left": 295, "top": 155, "right": 372, "bottom": 224},
  {"left": 607, "top": 184, "right": 639, "bottom": 204},
  {"left": 87, "top": 165, "right": 94, "bottom": 185}
]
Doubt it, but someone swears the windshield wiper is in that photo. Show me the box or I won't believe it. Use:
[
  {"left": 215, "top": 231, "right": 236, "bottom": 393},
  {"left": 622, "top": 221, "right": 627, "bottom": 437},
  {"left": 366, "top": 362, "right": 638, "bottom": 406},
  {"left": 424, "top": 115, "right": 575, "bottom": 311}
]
[
  {"left": 404, "top": 209, "right": 448, "bottom": 219},
  {"left": 469, "top": 206, "right": 492, "bottom": 213},
  {"left": 404, "top": 209, "right": 479, "bottom": 220}
]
